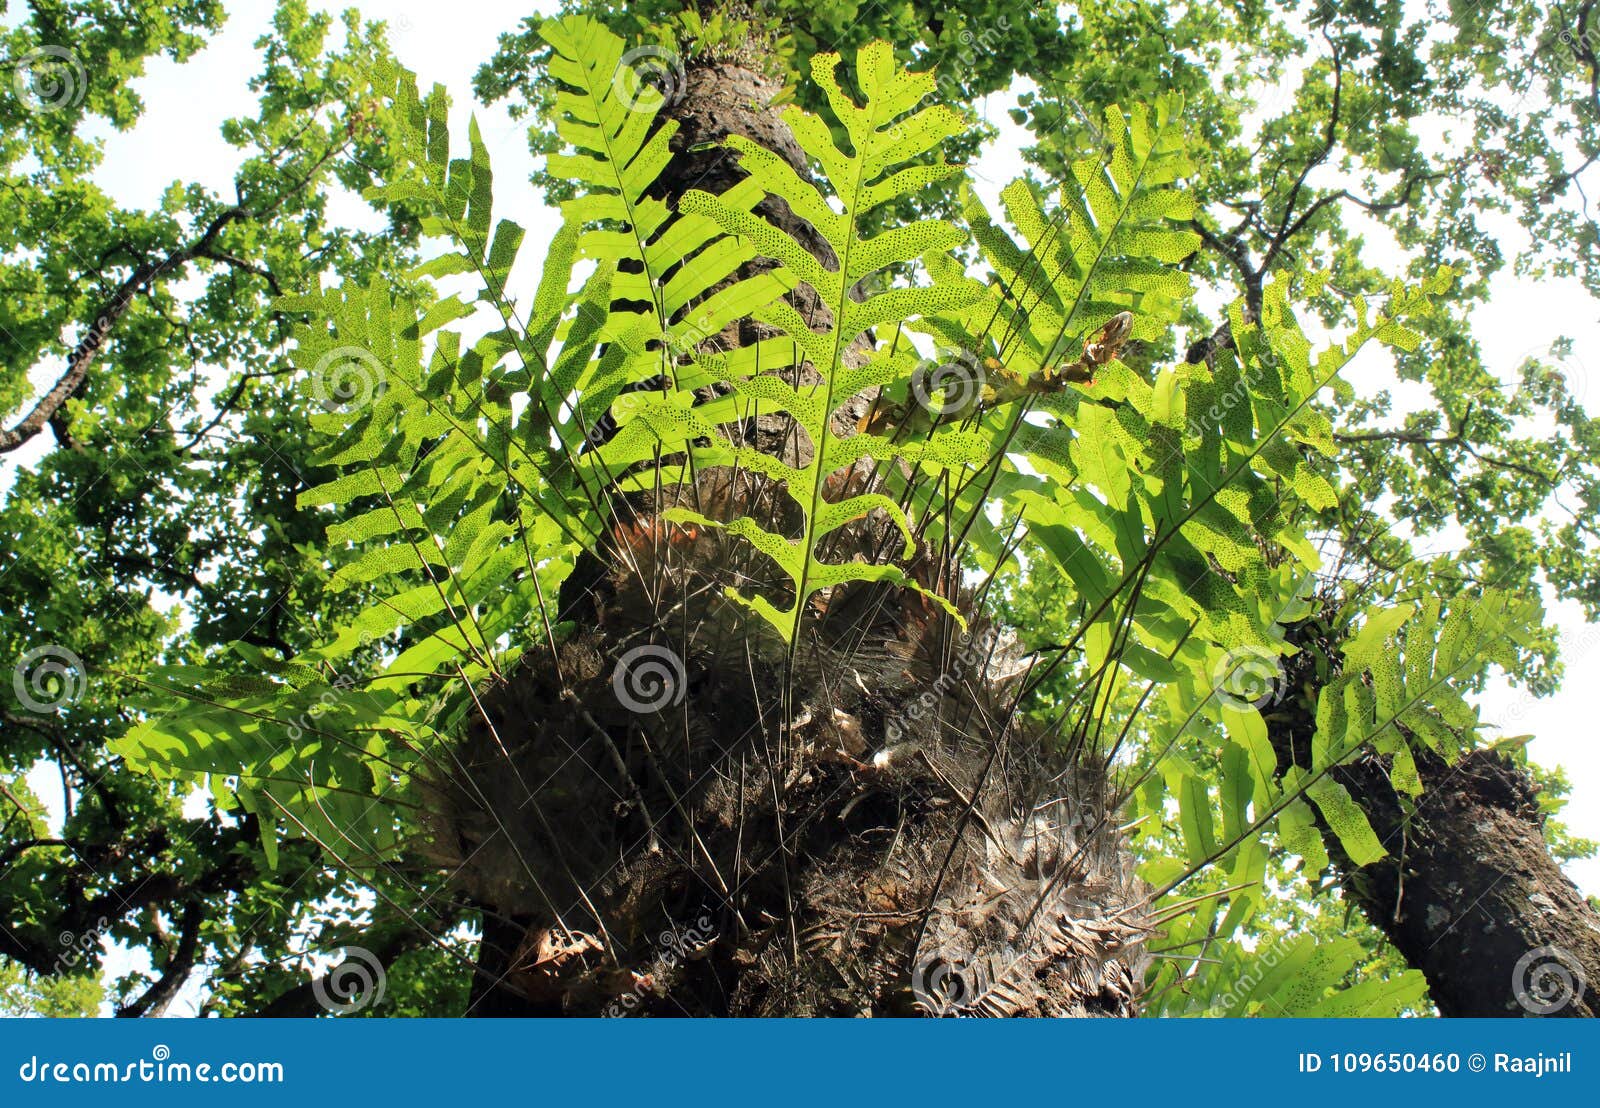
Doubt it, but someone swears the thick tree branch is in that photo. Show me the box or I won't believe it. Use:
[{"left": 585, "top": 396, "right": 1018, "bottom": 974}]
[
  {"left": 1270, "top": 617, "right": 1600, "bottom": 1016},
  {"left": 0, "top": 129, "right": 352, "bottom": 459},
  {"left": 0, "top": 206, "right": 247, "bottom": 456},
  {"left": 1334, "top": 403, "right": 1559, "bottom": 484},
  {"left": 116, "top": 899, "right": 204, "bottom": 1017}
]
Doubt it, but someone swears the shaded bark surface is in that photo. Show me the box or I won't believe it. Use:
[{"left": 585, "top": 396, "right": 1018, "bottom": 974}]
[
  {"left": 441, "top": 57, "right": 1145, "bottom": 1017},
  {"left": 1273, "top": 625, "right": 1600, "bottom": 1017}
]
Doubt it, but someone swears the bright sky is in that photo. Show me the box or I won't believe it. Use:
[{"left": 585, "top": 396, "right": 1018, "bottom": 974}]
[{"left": 5, "top": 1, "right": 1598, "bottom": 1010}]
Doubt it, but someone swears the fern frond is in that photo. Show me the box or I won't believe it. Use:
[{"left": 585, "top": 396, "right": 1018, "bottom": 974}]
[
  {"left": 630, "top": 42, "right": 986, "bottom": 643},
  {"left": 540, "top": 13, "right": 793, "bottom": 442}
]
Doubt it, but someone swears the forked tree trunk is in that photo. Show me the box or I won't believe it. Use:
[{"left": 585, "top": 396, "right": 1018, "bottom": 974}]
[
  {"left": 432, "top": 56, "right": 1146, "bottom": 1017},
  {"left": 1271, "top": 618, "right": 1600, "bottom": 1017}
]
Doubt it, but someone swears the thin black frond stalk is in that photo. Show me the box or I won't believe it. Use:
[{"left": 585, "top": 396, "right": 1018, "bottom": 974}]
[
  {"left": 905, "top": 663, "right": 1024, "bottom": 969},
  {"left": 369, "top": 476, "right": 495, "bottom": 674},
  {"left": 1101, "top": 619, "right": 1198, "bottom": 772},
  {"left": 410, "top": 669, "right": 582, "bottom": 928},
  {"left": 1018, "top": 320, "right": 1399, "bottom": 711},
  {"left": 1138, "top": 882, "right": 1261, "bottom": 929},
  {"left": 983, "top": 200, "right": 1074, "bottom": 363},
  {"left": 1141, "top": 614, "right": 1524, "bottom": 906},
  {"left": 769, "top": 646, "right": 803, "bottom": 966},
  {"left": 386, "top": 360, "right": 603, "bottom": 552},
  {"left": 944, "top": 399, "right": 1041, "bottom": 556},
  {"left": 1070, "top": 564, "right": 1150, "bottom": 769},
  {"left": 425, "top": 194, "right": 623, "bottom": 540},
  {"left": 1059, "top": 552, "right": 1155, "bottom": 768},
  {"left": 1012, "top": 540, "right": 1156, "bottom": 749},
  {"left": 261, "top": 792, "right": 540, "bottom": 1009}
]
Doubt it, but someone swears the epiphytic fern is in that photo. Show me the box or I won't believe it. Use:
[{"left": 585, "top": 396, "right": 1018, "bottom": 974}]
[
  {"left": 539, "top": 12, "right": 795, "bottom": 468},
  {"left": 617, "top": 42, "right": 992, "bottom": 644},
  {"left": 937, "top": 96, "right": 1199, "bottom": 401},
  {"left": 103, "top": 20, "right": 1512, "bottom": 1031},
  {"left": 1140, "top": 588, "right": 1536, "bottom": 1015},
  {"left": 112, "top": 63, "right": 602, "bottom": 858}
]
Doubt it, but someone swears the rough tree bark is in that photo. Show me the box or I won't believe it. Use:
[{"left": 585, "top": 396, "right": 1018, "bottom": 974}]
[
  {"left": 1271, "top": 619, "right": 1600, "bottom": 1017},
  {"left": 433, "top": 56, "right": 1147, "bottom": 1017}
]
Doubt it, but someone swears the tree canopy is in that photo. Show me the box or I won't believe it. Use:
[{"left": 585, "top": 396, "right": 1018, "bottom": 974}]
[{"left": 2, "top": 0, "right": 1595, "bottom": 1017}]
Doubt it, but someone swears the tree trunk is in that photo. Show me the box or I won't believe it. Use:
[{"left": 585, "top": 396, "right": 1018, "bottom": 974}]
[
  {"left": 432, "top": 56, "right": 1146, "bottom": 1017},
  {"left": 1271, "top": 620, "right": 1600, "bottom": 1017}
]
